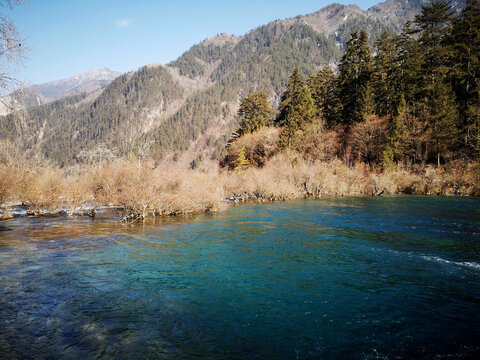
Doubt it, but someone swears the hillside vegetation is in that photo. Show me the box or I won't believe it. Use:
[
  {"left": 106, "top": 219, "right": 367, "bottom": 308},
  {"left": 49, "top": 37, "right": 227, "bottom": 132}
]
[
  {"left": 226, "top": 0, "right": 480, "bottom": 168},
  {"left": 1, "top": 0, "right": 478, "bottom": 221},
  {"left": 0, "top": 0, "right": 433, "bottom": 165}
]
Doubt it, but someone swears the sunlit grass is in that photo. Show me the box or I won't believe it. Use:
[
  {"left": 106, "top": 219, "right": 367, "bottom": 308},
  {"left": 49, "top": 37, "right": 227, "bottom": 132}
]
[{"left": 1, "top": 154, "right": 478, "bottom": 221}]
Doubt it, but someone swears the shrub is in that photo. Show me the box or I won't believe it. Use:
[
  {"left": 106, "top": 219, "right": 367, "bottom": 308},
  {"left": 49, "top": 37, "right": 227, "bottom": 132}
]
[
  {"left": 296, "top": 118, "right": 341, "bottom": 161},
  {"left": 224, "top": 127, "right": 280, "bottom": 168},
  {"left": 350, "top": 115, "right": 388, "bottom": 165}
]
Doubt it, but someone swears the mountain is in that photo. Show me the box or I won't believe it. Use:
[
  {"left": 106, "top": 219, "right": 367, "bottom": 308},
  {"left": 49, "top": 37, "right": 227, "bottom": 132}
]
[
  {"left": 0, "top": 68, "right": 121, "bottom": 115},
  {"left": 0, "top": 0, "right": 465, "bottom": 165},
  {"left": 368, "top": 0, "right": 464, "bottom": 29}
]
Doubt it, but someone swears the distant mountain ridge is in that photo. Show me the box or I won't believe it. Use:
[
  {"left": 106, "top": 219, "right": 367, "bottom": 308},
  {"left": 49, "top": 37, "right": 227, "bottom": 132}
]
[
  {"left": 0, "top": 68, "right": 121, "bottom": 115},
  {"left": 0, "top": 0, "right": 466, "bottom": 165},
  {"left": 34, "top": 67, "right": 121, "bottom": 99}
]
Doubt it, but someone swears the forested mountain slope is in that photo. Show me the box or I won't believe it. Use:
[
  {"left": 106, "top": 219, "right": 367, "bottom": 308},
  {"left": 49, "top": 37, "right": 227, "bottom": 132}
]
[{"left": 0, "top": 0, "right": 465, "bottom": 165}]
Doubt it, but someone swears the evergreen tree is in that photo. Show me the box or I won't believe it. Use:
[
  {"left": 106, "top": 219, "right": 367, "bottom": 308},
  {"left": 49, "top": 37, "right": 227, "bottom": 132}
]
[
  {"left": 290, "top": 84, "right": 316, "bottom": 128},
  {"left": 307, "top": 66, "right": 341, "bottom": 125},
  {"left": 394, "top": 21, "right": 422, "bottom": 104},
  {"left": 424, "top": 81, "right": 459, "bottom": 165},
  {"left": 414, "top": 1, "right": 459, "bottom": 164},
  {"left": 465, "top": 102, "right": 480, "bottom": 157},
  {"left": 338, "top": 31, "right": 373, "bottom": 125},
  {"left": 415, "top": 0, "right": 454, "bottom": 94},
  {"left": 450, "top": 0, "right": 480, "bottom": 155},
  {"left": 275, "top": 68, "right": 306, "bottom": 127},
  {"left": 381, "top": 95, "right": 408, "bottom": 167},
  {"left": 276, "top": 68, "right": 316, "bottom": 149},
  {"left": 400, "top": 102, "right": 431, "bottom": 164},
  {"left": 278, "top": 120, "right": 298, "bottom": 149},
  {"left": 237, "top": 92, "right": 273, "bottom": 135},
  {"left": 372, "top": 31, "right": 398, "bottom": 117},
  {"left": 279, "top": 85, "right": 316, "bottom": 149}
]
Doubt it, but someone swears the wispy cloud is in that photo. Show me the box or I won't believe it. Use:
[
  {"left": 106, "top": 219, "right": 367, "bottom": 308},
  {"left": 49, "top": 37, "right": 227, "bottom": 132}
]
[{"left": 114, "top": 19, "right": 132, "bottom": 28}]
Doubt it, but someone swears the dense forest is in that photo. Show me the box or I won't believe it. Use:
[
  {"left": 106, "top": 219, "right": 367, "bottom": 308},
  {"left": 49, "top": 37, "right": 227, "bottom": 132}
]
[
  {"left": 0, "top": 65, "right": 185, "bottom": 165},
  {"left": 227, "top": 0, "right": 480, "bottom": 170}
]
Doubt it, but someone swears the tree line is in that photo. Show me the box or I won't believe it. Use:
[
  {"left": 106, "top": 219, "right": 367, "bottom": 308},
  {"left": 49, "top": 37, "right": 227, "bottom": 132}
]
[{"left": 235, "top": 0, "right": 480, "bottom": 167}]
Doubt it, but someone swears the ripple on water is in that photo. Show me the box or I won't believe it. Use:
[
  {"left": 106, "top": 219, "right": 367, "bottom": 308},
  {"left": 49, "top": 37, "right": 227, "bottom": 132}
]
[
  {"left": 421, "top": 255, "right": 480, "bottom": 271},
  {"left": 0, "top": 196, "right": 479, "bottom": 359}
]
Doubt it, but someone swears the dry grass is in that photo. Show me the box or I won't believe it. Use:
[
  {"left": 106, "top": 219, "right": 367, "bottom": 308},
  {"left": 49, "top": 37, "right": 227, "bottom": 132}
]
[
  {"left": 0, "top": 154, "right": 478, "bottom": 221},
  {"left": 82, "top": 160, "right": 226, "bottom": 219},
  {"left": 23, "top": 168, "right": 64, "bottom": 213},
  {"left": 0, "top": 166, "right": 12, "bottom": 207}
]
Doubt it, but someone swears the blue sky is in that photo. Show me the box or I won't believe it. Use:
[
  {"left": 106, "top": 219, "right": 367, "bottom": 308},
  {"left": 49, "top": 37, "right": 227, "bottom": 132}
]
[{"left": 9, "top": 0, "right": 380, "bottom": 85}]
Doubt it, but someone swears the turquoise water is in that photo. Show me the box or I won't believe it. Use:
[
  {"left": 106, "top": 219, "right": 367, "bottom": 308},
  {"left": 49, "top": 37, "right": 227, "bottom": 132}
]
[{"left": 1, "top": 196, "right": 479, "bottom": 359}]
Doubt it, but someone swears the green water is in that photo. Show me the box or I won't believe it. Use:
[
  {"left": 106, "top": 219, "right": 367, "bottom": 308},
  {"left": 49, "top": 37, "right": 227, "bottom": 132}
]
[{"left": 1, "top": 196, "right": 479, "bottom": 359}]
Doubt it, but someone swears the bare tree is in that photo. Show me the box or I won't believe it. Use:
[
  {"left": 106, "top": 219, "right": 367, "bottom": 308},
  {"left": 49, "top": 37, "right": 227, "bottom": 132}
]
[
  {"left": 0, "top": 0, "right": 25, "bottom": 108},
  {"left": 351, "top": 115, "right": 388, "bottom": 165}
]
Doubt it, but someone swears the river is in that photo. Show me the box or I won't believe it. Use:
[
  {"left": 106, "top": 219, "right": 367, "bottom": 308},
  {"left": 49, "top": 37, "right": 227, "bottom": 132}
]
[{"left": 1, "top": 196, "right": 479, "bottom": 359}]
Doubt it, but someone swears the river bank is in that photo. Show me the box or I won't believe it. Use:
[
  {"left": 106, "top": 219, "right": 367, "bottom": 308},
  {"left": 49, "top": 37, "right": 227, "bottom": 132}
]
[{"left": 1, "top": 154, "right": 479, "bottom": 222}]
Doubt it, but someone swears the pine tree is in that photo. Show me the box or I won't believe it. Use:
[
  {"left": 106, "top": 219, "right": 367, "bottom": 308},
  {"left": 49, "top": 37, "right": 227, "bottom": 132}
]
[
  {"left": 381, "top": 95, "right": 408, "bottom": 168},
  {"left": 414, "top": 1, "right": 458, "bottom": 164},
  {"left": 400, "top": 102, "right": 431, "bottom": 164},
  {"left": 415, "top": 0, "right": 454, "bottom": 95},
  {"left": 307, "top": 66, "right": 341, "bottom": 126},
  {"left": 276, "top": 68, "right": 306, "bottom": 127},
  {"left": 290, "top": 84, "right": 316, "bottom": 128},
  {"left": 465, "top": 102, "right": 480, "bottom": 157},
  {"left": 424, "top": 81, "right": 459, "bottom": 165},
  {"left": 450, "top": 0, "right": 480, "bottom": 156},
  {"left": 279, "top": 85, "right": 315, "bottom": 149},
  {"left": 372, "top": 31, "right": 398, "bottom": 117},
  {"left": 278, "top": 119, "right": 298, "bottom": 149},
  {"left": 276, "top": 68, "right": 316, "bottom": 149},
  {"left": 237, "top": 92, "right": 273, "bottom": 135},
  {"left": 308, "top": 67, "right": 330, "bottom": 116},
  {"left": 338, "top": 31, "right": 373, "bottom": 125},
  {"left": 395, "top": 21, "right": 422, "bottom": 104}
]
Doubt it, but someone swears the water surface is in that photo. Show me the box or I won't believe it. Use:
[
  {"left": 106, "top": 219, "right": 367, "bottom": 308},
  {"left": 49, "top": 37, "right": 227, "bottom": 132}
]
[{"left": 1, "top": 196, "right": 479, "bottom": 359}]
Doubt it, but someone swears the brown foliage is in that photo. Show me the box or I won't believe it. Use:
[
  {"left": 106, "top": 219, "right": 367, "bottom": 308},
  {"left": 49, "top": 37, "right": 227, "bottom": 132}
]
[
  {"left": 296, "top": 118, "right": 341, "bottom": 161},
  {"left": 0, "top": 154, "right": 479, "bottom": 221},
  {"left": 224, "top": 127, "right": 280, "bottom": 168},
  {"left": 84, "top": 160, "right": 225, "bottom": 218},
  {"left": 24, "top": 168, "right": 63, "bottom": 212},
  {"left": 350, "top": 115, "right": 388, "bottom": 165},
  {"left": 0, "top": 165, "right": 12, "bottom": 206}
]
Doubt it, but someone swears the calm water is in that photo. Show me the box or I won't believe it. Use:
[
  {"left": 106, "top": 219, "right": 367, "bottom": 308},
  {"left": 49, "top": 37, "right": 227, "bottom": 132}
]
[{"left": 1, "top": 196, "right": 479, "bottom": 359}]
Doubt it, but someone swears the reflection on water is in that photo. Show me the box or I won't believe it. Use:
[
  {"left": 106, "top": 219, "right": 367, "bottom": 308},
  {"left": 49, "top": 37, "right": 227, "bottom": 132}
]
[{"left": 1, "top": 196, "right": 480, "bottom": 359}]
